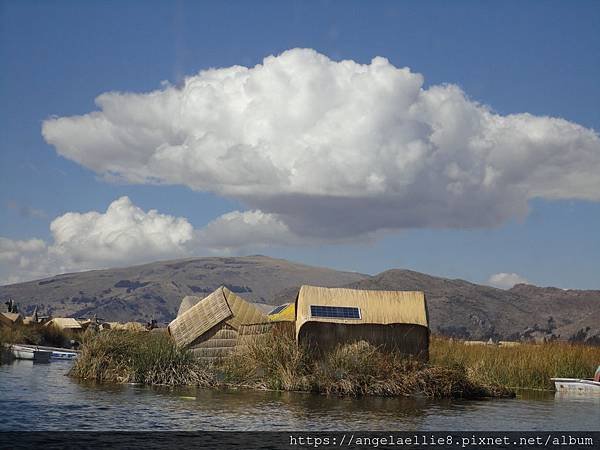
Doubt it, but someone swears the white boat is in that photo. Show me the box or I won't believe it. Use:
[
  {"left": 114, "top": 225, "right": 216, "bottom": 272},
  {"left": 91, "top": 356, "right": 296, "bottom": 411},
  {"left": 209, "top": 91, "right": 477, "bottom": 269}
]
[
  {"left": 551, "top": 377, "right": 600, "bottom": 394},
  {"left": 11, "top": 344, "right": 78, "bottom": 361},
  {"left": 10, "top": 344, "right": 51, "bottom": 363}
]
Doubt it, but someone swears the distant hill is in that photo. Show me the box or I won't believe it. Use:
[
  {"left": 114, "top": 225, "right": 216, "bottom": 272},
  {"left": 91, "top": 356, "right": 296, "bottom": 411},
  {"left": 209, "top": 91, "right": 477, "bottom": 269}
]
[
  {"left": 0, "top": 256, "right": 367, "bottom": 322},
  {"left": 1, "top": 257, "right": 598, "bottom": 344},
  {"left": 344, "top": 270, "right": 600, "bottom": 344}
]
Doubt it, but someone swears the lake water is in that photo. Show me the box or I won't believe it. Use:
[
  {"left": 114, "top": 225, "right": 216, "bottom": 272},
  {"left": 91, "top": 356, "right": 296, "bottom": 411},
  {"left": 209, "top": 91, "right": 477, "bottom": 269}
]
[{"left": 0, "top": 360, "right": 598, "bottom": 431}]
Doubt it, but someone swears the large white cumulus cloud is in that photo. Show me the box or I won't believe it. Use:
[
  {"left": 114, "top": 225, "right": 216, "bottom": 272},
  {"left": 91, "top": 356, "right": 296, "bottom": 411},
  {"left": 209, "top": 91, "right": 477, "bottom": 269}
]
[
  {"left": 41, "top": 49, "right": 600, "bottom": 237},
  {"left": 49, "top": 196, "right": 194, "bottom": 266},
  {"left": 1, "top": 197, "right": 295, "bottom": 284}
]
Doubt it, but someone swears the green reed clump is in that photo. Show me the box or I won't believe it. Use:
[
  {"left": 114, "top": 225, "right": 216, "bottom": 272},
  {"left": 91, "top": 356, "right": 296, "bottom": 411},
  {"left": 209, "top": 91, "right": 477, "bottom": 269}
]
[
  {"left": 218, "top": 334, "right": 511, "bottom": 399},
  {"left": 430, "top": 337, "right": 600, "bottom": 390},
  {"left": 70, "top": 330, "right": 215, "bottom": 386},
  {"left": 37, "top": 324, "right": 73, "bottom": 347},
  {"left": 311, "top": 341, "right": 512, "bottom": 398},
  {"left": 0, "top": 327, "right": 10, "bottom": 347},
  {"left": 0, "top": 323, "right": 72, "bottom": 348},
  {"left": 218, "top": 327, "right": 313, "bottom": 392},
  {"left": 0, "top": 328, "right": 12, "bottom": 364},
  {"left": 70, "top": 330, "right": 520, "bottom": 398}
]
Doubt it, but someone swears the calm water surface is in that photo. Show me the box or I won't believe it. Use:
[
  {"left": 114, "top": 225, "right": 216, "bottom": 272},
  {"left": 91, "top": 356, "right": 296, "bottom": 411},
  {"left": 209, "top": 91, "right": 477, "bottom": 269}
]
[{"left": 0, "top": 360, "right": 598, "bottom": 431}]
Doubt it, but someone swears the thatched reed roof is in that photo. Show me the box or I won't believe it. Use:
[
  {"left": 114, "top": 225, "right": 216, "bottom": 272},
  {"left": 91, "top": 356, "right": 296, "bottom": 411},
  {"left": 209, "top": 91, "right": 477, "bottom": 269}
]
[
  {"left": 0, "top": 312, "right": 23, "bottom": 326},
  {"left": 251, "top": 302, "right": 274, "bottom": 314},
  {"left": 168, "top": 286, "right": 267, "bottom": 348},
  {"left": 295, "top": 285, "right": 428, "bottom": 339},
  {"left": 106, "top": 322, "right": 147, "bottom": 332},
  {"left": 177, "top": 294, "right": 271, "bottom": 318},
  {"left": 45, "top": 317, "right": 82, "bottom": 330}
]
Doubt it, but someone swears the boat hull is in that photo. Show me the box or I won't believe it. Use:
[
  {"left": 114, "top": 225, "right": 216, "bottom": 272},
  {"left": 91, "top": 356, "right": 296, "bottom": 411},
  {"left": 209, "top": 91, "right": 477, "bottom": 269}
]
[
  {"left": 11, "top": 345, "right": 51, "bottom": 363},
  {"left": 551, "top": 378, "right": 600, "bottom": 394},
  {"left": 34, "top": 345, "right": 78, "bottom": 360}
]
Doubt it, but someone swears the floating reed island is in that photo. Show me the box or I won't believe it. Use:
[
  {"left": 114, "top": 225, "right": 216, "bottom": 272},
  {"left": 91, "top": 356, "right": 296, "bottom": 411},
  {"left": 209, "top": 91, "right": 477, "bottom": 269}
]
[
  {"left": 69, "top": 328, "right": 513, "bottom": 399},
  {"left": 67, "top": 285, "right": 600, "bottom": 398}
]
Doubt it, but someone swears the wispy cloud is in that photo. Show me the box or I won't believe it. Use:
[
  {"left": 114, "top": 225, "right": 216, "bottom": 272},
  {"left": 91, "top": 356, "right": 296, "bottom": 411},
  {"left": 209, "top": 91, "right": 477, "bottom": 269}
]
[{"left": 7, "top": 201, "right": 47, "bottom": 219}]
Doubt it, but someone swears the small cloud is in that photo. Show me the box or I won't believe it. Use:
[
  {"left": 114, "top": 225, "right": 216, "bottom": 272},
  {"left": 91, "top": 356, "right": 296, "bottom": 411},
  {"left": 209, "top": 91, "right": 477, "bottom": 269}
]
[
  {"left": 195, "top": 210, "right": 299, "bottom": 251},
  {"left": 0, "top": 197, "right": 312, "bottom": 283},
  {"left": 487, "top": 272, "right": 529, "bottom": 289},
  {"left": 7, "top": 201, "right": 47, "bottom": 219}
]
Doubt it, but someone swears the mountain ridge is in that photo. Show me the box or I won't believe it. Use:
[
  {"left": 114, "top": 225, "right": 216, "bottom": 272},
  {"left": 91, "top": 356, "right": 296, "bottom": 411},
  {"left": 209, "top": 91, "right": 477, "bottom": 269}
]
[
  {"left": 344, "top": 269, "right": 600, "bottom": 344},
  {"left": 1, "top": 256, "right": 598, "bottom": 343}
]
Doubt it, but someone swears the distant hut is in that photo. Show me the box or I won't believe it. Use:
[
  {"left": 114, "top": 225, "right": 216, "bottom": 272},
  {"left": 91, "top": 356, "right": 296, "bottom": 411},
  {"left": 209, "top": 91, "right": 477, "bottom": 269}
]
[
  {"left": 45, "top": 318, "right": 83, "bottom": 332},
  {"left": 77, "top": 317, "right": 107, "bottom": 332},
  {"left": 267, "top": 303, "right": 295, "bottom": 322},
  {"left": 77, "top": 318, "right": 96, "bottom": 331},
  {"left": 106, "top": 322, "right": 146, "bottom": 332},
  {"left": 22, "top": 316, "right": 35, "bottom": 326},
  {"left": 168, "top": 286, "right": 268, "bottom": 361},
  {"left": 0, "top": 312, "right": 23, "bottom": 327},
  {"left": 23, "top": 307, "right": 39, "bottom": 326},
  {"left": 123, "top": 322, "right": 147, "bottom": 332},
  {"left": 295, "top": 285, "right": 430, "bottom": 360}
]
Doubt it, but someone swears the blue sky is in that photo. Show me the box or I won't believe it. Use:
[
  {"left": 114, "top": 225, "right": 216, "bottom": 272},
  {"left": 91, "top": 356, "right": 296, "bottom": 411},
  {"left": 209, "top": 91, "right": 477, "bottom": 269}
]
[{"left": 1, "top": 0, "right": 599, "bottom": 288}]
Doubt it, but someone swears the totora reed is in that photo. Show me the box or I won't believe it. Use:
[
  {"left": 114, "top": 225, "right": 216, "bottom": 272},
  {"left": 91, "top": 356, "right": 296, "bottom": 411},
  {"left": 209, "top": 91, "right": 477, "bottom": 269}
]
[
  {"left": 70, "top": 329, "right": 518, "bottom": 399},
  {"left": 430, "top": 336, "right": 600, "bottom": 391}
]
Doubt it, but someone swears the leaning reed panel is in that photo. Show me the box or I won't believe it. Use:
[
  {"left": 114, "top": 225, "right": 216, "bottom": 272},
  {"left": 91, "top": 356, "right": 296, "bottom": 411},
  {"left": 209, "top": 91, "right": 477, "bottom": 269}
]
[{"left": 168, "top": 288, "right": 232, "bottom": 348}]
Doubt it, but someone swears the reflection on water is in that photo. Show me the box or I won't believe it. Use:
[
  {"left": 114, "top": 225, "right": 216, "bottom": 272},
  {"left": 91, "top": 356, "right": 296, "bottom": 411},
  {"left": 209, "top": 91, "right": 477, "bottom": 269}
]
[{"left": 0, "top": 361, "right": 598, "bottom": 431}]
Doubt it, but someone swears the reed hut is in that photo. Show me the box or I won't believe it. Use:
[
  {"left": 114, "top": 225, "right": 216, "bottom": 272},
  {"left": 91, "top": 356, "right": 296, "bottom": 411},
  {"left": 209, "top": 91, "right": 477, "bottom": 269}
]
[
  {"left": 44, "top": 317, "right": 82, "bottom": 331},
  {"left": 295, "top": 285, "right": 430, "bottom": 359},
  {"left": 168, "top": 286, "right": 268, "bottom": 361},
  {"left": 77, "top": 318, "right": 97, "bottom": 331},
  {"left": 0, "top": 312, "right": 23, "bottom": 327},
  {"left": 267, "top": 303, "right": 295, "bottom": 322},
  {"left": 106, "top": 321, "right": 146, "bottom": 332}
]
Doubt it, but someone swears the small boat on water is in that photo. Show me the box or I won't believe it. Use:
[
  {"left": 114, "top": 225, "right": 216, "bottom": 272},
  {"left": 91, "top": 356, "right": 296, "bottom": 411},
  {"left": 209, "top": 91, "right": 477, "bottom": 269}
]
[
  {"left": 10, "top": 344, "right": 52, "bottom": 363},
  {"left": 551, "top": 378, "right": 600, "bottom": 394},
  {"left": 4, "top": 344, "right": 78, "bottom": 362},
  {"left": 552, "top": 365, "right": 600, "bottom": 394}
]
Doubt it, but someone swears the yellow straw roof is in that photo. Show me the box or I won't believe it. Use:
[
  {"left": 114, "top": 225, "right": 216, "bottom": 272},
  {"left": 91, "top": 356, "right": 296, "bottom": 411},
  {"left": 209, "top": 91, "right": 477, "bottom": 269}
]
[
  {"left": 295, "top": 285, "right": 428, "bottom": 339},
  {"left": 168, "top": 286, "right": 267, "bottom": 348}
]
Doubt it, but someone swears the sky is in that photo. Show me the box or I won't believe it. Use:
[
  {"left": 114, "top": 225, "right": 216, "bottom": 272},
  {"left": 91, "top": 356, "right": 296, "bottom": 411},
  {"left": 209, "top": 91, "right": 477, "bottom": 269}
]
[{"left": 1, "top": 0, "right": 599, "bottom": 289}]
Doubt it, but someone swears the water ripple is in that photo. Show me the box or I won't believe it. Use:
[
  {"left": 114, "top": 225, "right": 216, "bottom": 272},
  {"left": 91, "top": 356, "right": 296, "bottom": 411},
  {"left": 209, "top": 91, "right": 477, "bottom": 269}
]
[{"left": 1, "top": 361, "right": 597, "bottom": 431}]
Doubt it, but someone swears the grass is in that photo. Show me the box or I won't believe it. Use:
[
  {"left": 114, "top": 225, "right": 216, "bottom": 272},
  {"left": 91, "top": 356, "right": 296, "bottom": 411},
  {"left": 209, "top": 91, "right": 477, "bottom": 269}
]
[
  {"left": 68, "top": 330, "right": 600, "bottom": 397},
  {"left": 0, "top": 328, "right": 10, "bottom": 364},
  {"left": 69, "top": 329, "right": 513, "bottom": 399},
  {"left": 70, "top": 330, "right": 215, "bottom": 386},
  {"left": 222, "top": 332, "right": 511, "bottom": 398},
  {"left": 0, "top": 323, "right": 73, "bottom": 348},
  {"left": 430, "top": 336, "right": 600, "bottom": 390}
]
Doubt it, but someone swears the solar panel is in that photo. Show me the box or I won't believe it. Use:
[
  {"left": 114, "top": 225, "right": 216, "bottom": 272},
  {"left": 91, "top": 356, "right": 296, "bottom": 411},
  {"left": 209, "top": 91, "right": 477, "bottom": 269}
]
[
  {"left": 310, "top": 305, "right": 361, "bottom": 319},
  {"left": 268, "top": 304, "right": 288, "bottom": 315}
]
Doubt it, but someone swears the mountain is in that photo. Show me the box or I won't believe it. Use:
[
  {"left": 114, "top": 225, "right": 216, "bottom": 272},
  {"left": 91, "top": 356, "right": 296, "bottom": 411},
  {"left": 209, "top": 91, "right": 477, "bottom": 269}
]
[
  {"left": 0, "top": 256, "right": 367, "bottom": 322},
  {"left": 1, "top": 257, "right": 598, "bottom": 343},
  {"left": 345, "top": 270, "right": 600, "bottom": 344}
]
